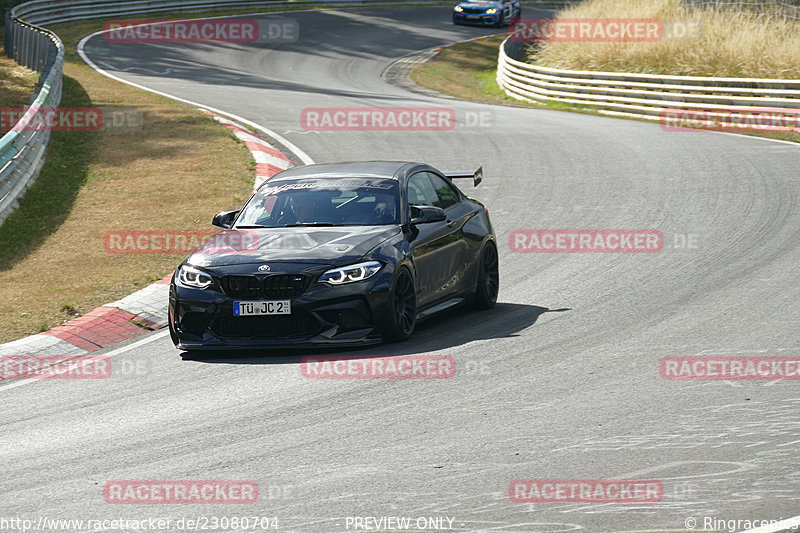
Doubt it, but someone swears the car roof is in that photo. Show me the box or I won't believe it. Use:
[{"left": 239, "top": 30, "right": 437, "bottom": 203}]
[{"left": 267, "top": 161, "right": 430, "bottom": 182}]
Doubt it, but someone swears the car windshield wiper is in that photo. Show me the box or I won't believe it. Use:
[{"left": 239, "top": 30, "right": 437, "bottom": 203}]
[
  {"left": 235, "top": 225, "right": 270, "bottom": 228},
  {"left": 283, "top": 222, "right": 337, "bottom": 227}
]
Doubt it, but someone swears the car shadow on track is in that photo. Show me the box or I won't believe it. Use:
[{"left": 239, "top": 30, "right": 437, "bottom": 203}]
[{"left": 181, "top": 302, "right": 568, "bottom": 366}]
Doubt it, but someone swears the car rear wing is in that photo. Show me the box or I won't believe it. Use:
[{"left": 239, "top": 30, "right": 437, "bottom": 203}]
[{"left": 444, "top": 166, "right": 483, "bottom": 187}]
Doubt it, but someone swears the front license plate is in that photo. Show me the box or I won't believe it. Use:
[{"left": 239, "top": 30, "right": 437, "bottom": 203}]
[
  {"left": 234, "top": 300, "right": 291, "bottom": 316},
  {"left": 467, "top": 14, "right": 480, "bottom": 18}
]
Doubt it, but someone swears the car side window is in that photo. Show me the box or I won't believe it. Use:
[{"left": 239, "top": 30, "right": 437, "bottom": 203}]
[
  {"left": 407, "top": 172, "right": 440, "bottom": 209},
  {"left": 427, "top": 173, "right": 460, "bottom": 209}
]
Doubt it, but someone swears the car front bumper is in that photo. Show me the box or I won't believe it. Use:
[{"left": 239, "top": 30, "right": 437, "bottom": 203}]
[
  {"left": 453, "top": 11, "right": 502, "bottom": 25},
  {"left": 169, "top": 265, "right": 394, "bottom": 350}
]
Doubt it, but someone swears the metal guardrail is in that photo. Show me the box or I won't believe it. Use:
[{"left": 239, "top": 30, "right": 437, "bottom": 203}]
[
  {"left": 0, "top": 9, "right": 62, "bottom": 227},
  {"left": 15, "top": 0, "right": 445, "bottom": 25},
  {"left": 496, "top": 36, "right": 800, "bottom": 124},
  {"left": 0, "top": 0, "right": 579, "bottom": 227},
  {"left": 12, "top": 0, "right": 579, "bottom": 25}
]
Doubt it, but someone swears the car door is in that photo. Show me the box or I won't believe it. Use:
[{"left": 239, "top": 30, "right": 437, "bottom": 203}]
[
  {"left": 426, "top": 172, "right": 475, "bottom": 297},
  {"left": 406, "top": 172, "right": 465, "bottom": 308}
]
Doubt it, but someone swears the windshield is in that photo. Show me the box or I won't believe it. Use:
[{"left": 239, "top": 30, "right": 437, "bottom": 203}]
[{"left": 236, "top": 177, "right": 400, "bottom": 228}]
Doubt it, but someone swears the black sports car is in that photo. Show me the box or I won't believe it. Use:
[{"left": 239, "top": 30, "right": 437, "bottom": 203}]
[{"left": 168, "top": 161, "right": 498, "bottom": 351}]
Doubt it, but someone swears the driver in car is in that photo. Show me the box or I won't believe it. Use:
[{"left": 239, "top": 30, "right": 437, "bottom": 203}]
[
  {"left": 373, "top": 193, "right": 396, "bottom": 223},
  {"left": 289, "top": 194, "right": 316, "bottom": 223},
  {"left": 275, "top": 192, "right": 320, "bottom": 225}
]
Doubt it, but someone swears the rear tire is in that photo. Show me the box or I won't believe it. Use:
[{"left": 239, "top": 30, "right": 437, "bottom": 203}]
[
  {"left": 383, "top": 267, "right": 417, "bottom": 342},
  {"left": 473, "top": 241, "right": 499, "bottom": 309}
]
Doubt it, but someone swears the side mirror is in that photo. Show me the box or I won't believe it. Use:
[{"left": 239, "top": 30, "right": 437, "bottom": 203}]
[
  {"left": 212, "top": 210, "right": 239, "bottom": 229},
  {"left": 409, "top": 205, "right": 446, "bottom": 225}
]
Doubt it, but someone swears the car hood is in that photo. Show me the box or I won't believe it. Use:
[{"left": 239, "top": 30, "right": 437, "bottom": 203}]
[{"left": 186, "top": 226, "right": 400, "bottom": 268}]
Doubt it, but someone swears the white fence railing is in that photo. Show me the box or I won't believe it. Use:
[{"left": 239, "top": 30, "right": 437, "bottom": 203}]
[{"left": 497, "top": 37, "right": 800, "bottom": 126}]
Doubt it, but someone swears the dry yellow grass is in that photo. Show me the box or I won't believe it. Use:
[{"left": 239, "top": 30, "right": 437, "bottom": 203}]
[
  {"left": 0, "top": 23, "right": 255, "bottom": 343},
  {"left": 530, "top": 0, "right": 800, "bottom": 79},
  {"left": 0, "top": 51, "right": 38, "bottom": 108}
]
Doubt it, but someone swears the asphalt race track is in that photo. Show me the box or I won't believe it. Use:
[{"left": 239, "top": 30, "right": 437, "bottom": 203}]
[{"left": 3, "top": 6, "right": 800, "bottom": 532}]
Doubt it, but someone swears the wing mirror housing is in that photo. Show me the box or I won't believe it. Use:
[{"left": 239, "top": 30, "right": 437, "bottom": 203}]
[
  {"left": 409, "top": 205, "right": 446, "bottom": 225},
  {"left": 212, "top": 210, "right": 239, "bottom": 229}
]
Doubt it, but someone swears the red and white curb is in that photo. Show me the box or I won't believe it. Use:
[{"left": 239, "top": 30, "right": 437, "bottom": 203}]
[
  {"left": 0, "top": 276, "right": 172, "bottom": 358},
  {"left": 0, "top": 114, "right": 296, "bottom": 360}
]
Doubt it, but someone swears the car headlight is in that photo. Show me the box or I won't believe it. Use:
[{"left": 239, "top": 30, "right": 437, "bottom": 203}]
[
  {"left": 176, "top": 265, "right": 214, "bottom": 289},
  {"left": 318, "top": 261, "right": 382, "bottom": 285},
  {"left": 486, "top": 8, "right": 498, "bottom": 13},
  {"left": 454, "top": 5, "right": 464, "bottom": 11}
]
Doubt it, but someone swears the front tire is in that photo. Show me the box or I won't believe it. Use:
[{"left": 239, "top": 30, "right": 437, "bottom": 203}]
[
  {"left": 473, "top": 241, "right": 499, "bottom": 309},
  {"left": 168, "top": 307, "right": 180, "bottom": 346},
  {"left": 383, "top": 267, "right": 417, "bottom": 342}
]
